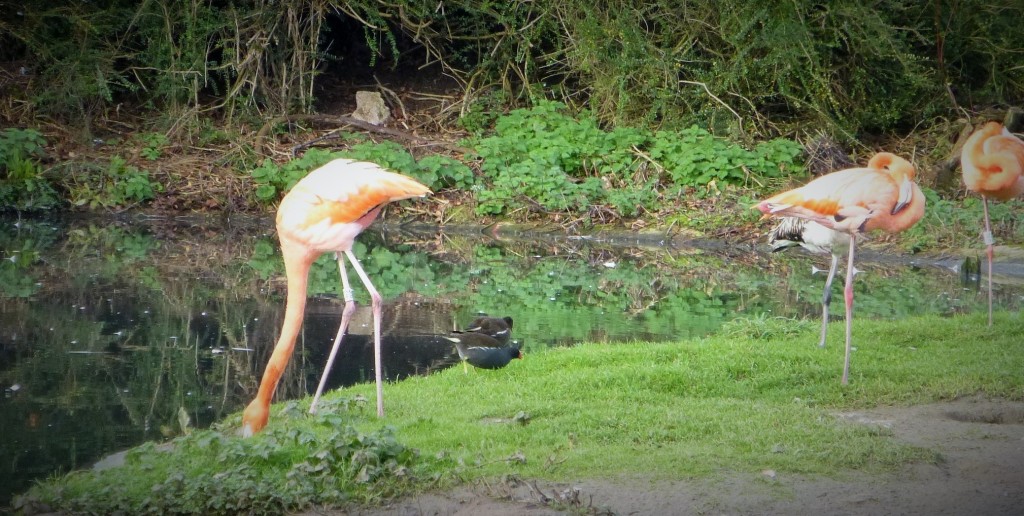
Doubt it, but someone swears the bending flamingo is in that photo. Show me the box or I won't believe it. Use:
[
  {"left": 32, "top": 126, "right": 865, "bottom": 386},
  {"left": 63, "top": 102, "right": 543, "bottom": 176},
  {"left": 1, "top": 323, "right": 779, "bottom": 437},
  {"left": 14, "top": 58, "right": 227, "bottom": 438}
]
[
  {"left": 960, "top": 121, "right": 1024, "bottom": 326},
  {"left": 242, "top": 159, "right": 431, "bottom": 436},
  {"left": 756, "top": 152, "right": 925, "bottom": 384}
]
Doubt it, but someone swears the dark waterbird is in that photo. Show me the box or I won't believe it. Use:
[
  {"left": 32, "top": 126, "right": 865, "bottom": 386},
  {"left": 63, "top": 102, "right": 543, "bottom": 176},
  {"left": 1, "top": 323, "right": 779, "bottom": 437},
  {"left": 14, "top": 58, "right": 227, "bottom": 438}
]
[
  {"left": 463, "top": 315, "right": 514, "bottom": 345},
  {"left": 444, "top": 332, "right": 522, "bottom": 373}
]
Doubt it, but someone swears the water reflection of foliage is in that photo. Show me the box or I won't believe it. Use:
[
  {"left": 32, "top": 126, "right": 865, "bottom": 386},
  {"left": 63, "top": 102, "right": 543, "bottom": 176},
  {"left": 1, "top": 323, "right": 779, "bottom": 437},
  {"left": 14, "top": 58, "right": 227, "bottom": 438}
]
[
  {"left": 766, "top": 251, "right": 1019, "bottom": 322},
  {"left": 373, "top": 232, "right": 767, "bottom": 345},
  {"left": 0, "top": 219, "right": 57, "bottom": 297},
  {"left": 0, "top": 217, "right": 281, "bottom": 505}
]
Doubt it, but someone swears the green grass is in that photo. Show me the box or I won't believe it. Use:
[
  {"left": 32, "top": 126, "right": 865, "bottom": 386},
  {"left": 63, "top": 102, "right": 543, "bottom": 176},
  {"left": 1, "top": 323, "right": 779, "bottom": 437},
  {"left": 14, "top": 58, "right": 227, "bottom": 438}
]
[{"left": 17, "top": 312, "right": 1024, "bottom": 514}]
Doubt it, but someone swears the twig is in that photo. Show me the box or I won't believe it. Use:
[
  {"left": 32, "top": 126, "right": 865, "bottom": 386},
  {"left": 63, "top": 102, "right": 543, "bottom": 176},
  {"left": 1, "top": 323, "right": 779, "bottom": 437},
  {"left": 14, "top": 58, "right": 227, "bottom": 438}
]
[
  {"left": 373, "top": 75, "right": 408, "bottom": 121},
  {"left": 680, "top": 80, "right": 744, "bottom": 134},
  {"left": 526, "top": 480, "right": 551, "bottom": 504},
  {"left": 253, "top": 113, "right": 470, "bottom": 156}
]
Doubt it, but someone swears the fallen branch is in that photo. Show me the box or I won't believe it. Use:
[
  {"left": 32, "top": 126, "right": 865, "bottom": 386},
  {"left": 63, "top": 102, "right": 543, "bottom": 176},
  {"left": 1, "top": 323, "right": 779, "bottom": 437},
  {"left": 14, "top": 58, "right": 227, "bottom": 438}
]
[{"left": 253, "top": 113, "right": 471, "bottom": 157}]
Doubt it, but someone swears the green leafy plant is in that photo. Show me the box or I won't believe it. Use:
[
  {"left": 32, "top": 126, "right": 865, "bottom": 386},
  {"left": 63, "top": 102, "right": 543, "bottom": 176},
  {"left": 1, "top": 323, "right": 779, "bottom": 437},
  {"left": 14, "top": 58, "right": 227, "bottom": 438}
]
[
  {"left": 650, "top": 127, "right": 803, "bottom": 190},
  {"left": 0, "top": 128, "right": 61, "bottom": 211},
  {"left": 66, "top": 156, "right": 159, "bottom": 209},
  {"left": 251, "top": 149, "right": 341, "bottom": 201},
  {"left": 0, "top": 128, "right": 46, "bottom": 161},
  {"left": 251, "top": 144, "right": 475, "bottom": 204},
  {"left": 470, "top": 101, "right": 646, "bottom": 216},
  {"left": 468, "top": 101, "right": 803, "bottom": 218},
  {"left": 16, "top": 399, "right": 420, "bottom": 514},
  {"left": 137, "top": 132, "right": 169, "bottom": 160},
  {"left": 338, "top": 141, "right": 475, "bottom": 190}
]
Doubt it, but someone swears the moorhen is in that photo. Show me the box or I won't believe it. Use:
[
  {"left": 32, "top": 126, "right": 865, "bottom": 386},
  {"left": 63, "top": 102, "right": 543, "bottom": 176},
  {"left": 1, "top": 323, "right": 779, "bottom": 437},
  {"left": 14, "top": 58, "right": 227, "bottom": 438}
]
[
  {"left": 463, "top": 315, "right": 514, "bottom": 345},
  {"left": 444, "top": 332, "right": 522, "bottom": 373}
]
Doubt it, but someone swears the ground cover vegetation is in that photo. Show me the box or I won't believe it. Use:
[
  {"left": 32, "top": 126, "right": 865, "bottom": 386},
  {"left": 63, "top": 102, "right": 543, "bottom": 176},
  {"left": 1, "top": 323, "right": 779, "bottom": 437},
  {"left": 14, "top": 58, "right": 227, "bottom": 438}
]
[{"left": 14, "top": 312, "right": 1024, "bottom": 514}]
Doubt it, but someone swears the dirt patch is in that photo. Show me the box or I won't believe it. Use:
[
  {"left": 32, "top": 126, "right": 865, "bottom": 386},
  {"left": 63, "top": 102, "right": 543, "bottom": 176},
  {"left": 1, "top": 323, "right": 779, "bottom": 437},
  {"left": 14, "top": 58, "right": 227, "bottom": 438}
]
[{"left": 335, "top": 396, "right": 1024, "bottom": 515}]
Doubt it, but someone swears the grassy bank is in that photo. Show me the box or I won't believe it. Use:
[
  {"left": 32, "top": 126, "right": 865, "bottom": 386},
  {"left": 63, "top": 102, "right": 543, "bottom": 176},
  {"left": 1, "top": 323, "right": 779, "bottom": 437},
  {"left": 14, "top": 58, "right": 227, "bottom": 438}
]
[{"left": 16, "top": 312, "right": 1024, "bottom": 514}]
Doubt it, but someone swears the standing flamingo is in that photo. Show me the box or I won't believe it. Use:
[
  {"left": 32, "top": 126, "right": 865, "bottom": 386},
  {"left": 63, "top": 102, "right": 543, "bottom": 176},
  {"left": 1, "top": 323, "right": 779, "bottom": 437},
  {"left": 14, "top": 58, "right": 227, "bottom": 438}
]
[
  {"left": 756, "top": 152, "right": 925, "bottom": 384},
  {"left": 242, "top": 159, "right": 431, "bottom": 436},
  {"left": 960, "top": 121, "right": 1024, "bottom": 326}
]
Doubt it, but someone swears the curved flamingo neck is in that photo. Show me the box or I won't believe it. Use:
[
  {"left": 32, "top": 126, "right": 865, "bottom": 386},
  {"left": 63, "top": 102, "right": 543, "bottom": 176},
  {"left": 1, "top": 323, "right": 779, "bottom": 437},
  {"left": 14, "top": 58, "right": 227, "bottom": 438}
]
[{"left": 253, "top": 246, "right": 314, "bottom": 406}]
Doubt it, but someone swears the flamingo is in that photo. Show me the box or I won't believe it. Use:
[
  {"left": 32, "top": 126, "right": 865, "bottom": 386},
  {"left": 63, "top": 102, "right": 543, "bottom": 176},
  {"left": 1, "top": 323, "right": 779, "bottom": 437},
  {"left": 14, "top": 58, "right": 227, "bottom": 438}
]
[
  {"left": 768, "top": 218, "right": 850, "bottom": 348},
  {"left": 960, "top": 121, "right": 1024, "bottom": 326},
  {"left": 241, "top": 158, "right": 431, "bottom": 436},
  {"left": 756, "top": 152, "right": 925, "bottom": 384}
]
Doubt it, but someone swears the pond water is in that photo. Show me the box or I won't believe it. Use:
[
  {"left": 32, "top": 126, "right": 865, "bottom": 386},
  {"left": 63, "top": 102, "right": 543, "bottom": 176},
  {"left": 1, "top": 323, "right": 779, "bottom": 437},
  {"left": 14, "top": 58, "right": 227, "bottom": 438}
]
[{"left": 2, "top": 213, "right": 1022, "bottom": 505}]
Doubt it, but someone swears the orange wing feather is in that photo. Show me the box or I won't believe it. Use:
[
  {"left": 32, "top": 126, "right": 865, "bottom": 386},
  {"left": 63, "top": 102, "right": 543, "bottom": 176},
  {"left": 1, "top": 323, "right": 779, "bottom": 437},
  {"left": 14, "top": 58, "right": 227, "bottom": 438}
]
[
  {"left": 757, "top": 152, "right": 923, "bottom": 235},
  {"left": 276, "top": 160, "right": 431, "bottom": 249}
]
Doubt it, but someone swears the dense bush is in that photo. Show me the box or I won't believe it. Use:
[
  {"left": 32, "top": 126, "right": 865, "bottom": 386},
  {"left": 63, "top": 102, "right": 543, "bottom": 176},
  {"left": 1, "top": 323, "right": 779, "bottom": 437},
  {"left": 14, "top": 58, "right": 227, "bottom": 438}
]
[
  {"left": 0, "top": 1, "right": 329, "bottom": 130},
  {"left": 2, "top": 1, "right": 1021, "bottom": 138}
]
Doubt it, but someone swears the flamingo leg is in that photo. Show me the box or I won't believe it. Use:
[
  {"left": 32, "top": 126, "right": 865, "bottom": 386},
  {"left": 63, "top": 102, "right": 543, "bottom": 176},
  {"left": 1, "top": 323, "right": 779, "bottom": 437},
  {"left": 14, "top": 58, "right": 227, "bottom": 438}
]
[
  {"left": 818, "top": 253, "right": 840, "bottom": 348},
  {"left": 982, "top": 196, "right": 994, "bottom": 327},
  {"left": 841, "top": 234, "right": 857, "bottom": 385},
  {"left": 309, "top": 253, "right": 356, "bottom": 415},
  {"left": 344, "top": 249, "right": 386, "bottom": 417}
]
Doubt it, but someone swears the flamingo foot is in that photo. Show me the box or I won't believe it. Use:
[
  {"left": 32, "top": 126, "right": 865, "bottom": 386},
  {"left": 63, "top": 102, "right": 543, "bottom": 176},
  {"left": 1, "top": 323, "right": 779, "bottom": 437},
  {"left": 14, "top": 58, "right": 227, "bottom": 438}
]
[{"left": 241, "top": 399, "right": 269, "bottom": 437}]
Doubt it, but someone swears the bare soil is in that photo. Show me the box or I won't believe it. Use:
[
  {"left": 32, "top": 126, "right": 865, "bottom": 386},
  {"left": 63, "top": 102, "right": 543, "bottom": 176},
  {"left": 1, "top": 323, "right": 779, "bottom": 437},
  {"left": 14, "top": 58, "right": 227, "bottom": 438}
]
[{"left": 324, "top": 396, "right": 1024, "bottom": 515}]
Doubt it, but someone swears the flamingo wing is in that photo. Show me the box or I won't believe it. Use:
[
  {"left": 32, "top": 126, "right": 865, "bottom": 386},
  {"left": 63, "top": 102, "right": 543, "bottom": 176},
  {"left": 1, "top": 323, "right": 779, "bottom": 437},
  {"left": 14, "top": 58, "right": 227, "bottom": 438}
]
[
  {"left": 757, "top": 167, "right": 883, "bottom": 232},
  {"left": 963, "top": 123, "right": 1024, "bottom": 201},
  {"left": 276, "top": 159, "right": 431, "bottom": 252},
  {"left": 284, "top": 159, "right": 431, "bottom": 226}
]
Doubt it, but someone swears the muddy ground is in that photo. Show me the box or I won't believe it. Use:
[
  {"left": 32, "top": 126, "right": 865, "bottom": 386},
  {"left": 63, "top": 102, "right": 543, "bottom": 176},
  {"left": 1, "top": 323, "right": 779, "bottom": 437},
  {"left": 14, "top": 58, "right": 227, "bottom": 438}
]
[{"left": 311, "top": 395, "right": 1024, "bottom": 515}]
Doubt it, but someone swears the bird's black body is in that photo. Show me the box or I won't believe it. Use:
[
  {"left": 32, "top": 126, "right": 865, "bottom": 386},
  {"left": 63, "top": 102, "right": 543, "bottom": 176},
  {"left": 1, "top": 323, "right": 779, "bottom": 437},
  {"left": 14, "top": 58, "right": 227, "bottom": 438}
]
[
  {"left": 445, "top": 332, "right": 522, "bottom": 371},
  {"left": 463, "top": 316, "right": 514, "bottom": 345},
  {"left": 767, "top": 217, "right": 836, "bottom": 254}
]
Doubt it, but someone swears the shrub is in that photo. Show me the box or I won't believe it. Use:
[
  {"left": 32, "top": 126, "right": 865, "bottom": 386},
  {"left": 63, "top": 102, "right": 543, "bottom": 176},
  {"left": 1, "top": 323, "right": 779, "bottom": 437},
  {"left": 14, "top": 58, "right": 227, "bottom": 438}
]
[
  {"left": 251, "top": 144, "right": 474, "bottom": 204},
  {"left": 468, "top": 101, "right": 803, "bottom": 218},
  {"left": 66, "top": 156, "right": 159, "bottom": 209},
  {"left": 0, "top": 128, "right": 61, "bottom": 211}
]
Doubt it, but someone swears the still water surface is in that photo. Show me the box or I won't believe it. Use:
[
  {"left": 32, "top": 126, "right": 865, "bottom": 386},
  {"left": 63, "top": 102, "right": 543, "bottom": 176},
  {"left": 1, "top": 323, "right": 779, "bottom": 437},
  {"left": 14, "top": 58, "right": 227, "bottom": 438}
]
[{"left": 1, "top": 213, "right": 1021, "bottom": 504}]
